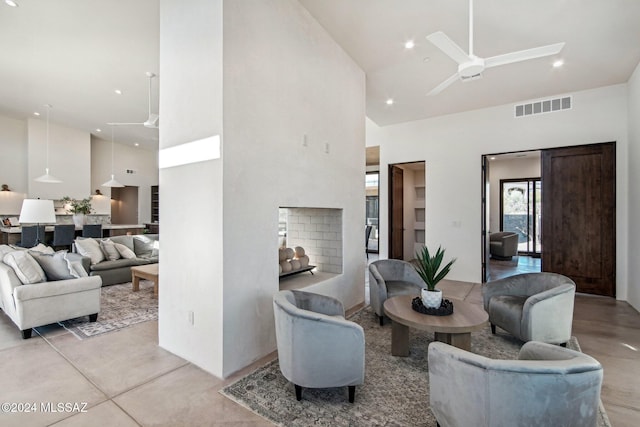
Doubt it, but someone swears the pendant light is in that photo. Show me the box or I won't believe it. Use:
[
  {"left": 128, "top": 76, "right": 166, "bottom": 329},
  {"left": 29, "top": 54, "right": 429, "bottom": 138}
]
[
  {"left": 102, "top": 125, "right": 124, "bottom": 188},
  {"left": 34, "top": 104, "right": 62, "bottom": 183}
]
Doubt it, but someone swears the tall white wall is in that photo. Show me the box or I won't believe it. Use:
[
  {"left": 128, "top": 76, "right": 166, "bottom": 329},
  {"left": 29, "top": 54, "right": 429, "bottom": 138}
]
[
  {"left": 91, "top": 136, "right": 158, "bottom": 222},
  {"left": 0, "top": 116, "right": 27, "bottom": 214},
  {"left": 221, "top": 0, "right": 365, "bottom": 377},
  {"left": 27, "top": 118, "right": 91, "bottom": 200},
  {"left": 158, "top": 0, "right": 225, "bottom": 376},
  {"left": 627, "top": 63, "right": 640, "bottom": 311},
  {"left": 374, "top": 84, "right": 629, "bottom": 300},
  {"left": 488, "top": 156, "right": 540, "bottom": 234},
  {"left": 0, "top": 116, "right": 27, "bottom": 194}
]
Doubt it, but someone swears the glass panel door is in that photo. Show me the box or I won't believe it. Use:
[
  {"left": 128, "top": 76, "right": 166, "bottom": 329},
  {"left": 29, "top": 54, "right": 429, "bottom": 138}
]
[
  {"left": 501, "top": 178, "right": 542, "bottom": 256},
  {"left": 365, "top": 172, "right": 379, "bottom": 253}
]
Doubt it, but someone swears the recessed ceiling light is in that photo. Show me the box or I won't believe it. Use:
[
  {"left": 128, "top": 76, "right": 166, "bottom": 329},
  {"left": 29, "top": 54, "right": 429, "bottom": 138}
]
[
  {"left": 490, "top": 157, "right": 496, "bottom": 160},
  {"left": 423, "top": 57, "right": 431, "bottom": 62},
  {"left": 404, "top": 40, "right": 415, "bottom": 49},
  {"left": 134, "top": 143, "right": 139, "bottom": 147},
  {"left": 386, "top": 98, "right": 394, "bottom": 105},
  {"left": 96, "top": 128, "right": 102, "bottom": 132},
  {"left": 114, "top": 89, "right": 122, "bottom": 95},
  {"left": 33, "top": 112, "right": 40, "bottom": 116},
  {"left": 553, "top": 60, "right": 564, "bottom": 68},
  {"left": 5, "top": 0, "right": 19, "bottom": 7}
]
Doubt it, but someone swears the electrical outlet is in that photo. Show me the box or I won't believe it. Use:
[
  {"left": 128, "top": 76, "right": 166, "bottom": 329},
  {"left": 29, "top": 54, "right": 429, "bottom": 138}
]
[
  {"left": 188, "top": 310, "right": 194, "bottom": 325},
  {"left": 324, "top": 142, "right": 330, "bottom": 154},
  {"left": 303, "top": 134, "right": 308, "bottom": 147}
]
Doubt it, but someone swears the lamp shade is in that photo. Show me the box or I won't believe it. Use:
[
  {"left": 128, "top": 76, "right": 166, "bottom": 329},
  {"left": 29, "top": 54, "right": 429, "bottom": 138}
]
[{"left": 18, "top": 199, "right": 56, "bottom": 224}]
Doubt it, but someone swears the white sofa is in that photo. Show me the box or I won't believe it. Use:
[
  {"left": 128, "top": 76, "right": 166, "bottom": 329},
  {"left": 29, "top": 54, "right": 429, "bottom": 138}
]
[{"left": 0, "top": 245, "right": 102, "bottom": 338}]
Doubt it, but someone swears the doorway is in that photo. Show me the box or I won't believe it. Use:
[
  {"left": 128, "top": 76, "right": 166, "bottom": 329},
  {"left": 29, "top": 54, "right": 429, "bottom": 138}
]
[
  {"left": 483, "top": 142, "right": 616, "bottom": 297},
  {"left": 483, "top": 151, "right": 542, "bottom": 281},
  {"left": 110, "top": 186, "right": 139, "bottom": 224},
  {"left": 388, "top": 161, "right": 425, "bottom": 261}
]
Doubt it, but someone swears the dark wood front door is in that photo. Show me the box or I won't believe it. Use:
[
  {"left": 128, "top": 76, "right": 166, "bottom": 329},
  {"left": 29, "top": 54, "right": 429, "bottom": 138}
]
[
  {"left": 389, "top": 165, "right": 404, "bottom": 259},
  {"left": 541, "top": 142, "right": 615, "bottom": 296}
]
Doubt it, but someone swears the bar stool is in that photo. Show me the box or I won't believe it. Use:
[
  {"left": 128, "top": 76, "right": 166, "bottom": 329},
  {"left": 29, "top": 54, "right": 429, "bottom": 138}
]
[
  {"left": 51, "top": 224, "right": 76, "bottom": 250},
  {"left": 18, "top": 225, "right": 46, "bottom": 248},
  {"left": 82, "top": 224, "right": 103, "bottom": 238}
]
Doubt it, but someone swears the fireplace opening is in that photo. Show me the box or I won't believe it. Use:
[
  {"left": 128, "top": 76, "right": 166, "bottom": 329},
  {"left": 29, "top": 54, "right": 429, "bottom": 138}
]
[{"left": 278, "top": 207, "right": 343, "bottom": 290}]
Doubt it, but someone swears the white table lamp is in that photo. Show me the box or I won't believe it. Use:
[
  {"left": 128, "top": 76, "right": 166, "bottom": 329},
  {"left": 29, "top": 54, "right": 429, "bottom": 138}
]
[{"left": 18, "top": 199, "right": 56, "bottom": 245}]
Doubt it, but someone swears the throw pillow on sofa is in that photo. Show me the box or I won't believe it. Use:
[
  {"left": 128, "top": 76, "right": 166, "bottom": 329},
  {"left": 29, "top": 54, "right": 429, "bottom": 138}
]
[
  {"left": 74, "top": 238, "right": 105, "bottom": 265},
  {"left": 29, "top": 250, "right": 85, "bottom": 281},
  {"left": 2, "top": 251, "right": 46, "bottom": 284},
  {"left": 99, "top": 239, "right": 121, "bottom": 261},
  {"left": 114, "top": 242, "right": 136, "bottom": 259}
]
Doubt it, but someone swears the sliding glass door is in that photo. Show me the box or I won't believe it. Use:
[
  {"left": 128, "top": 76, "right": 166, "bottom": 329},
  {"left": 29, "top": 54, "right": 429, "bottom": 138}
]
[{"left": 500, "top": 178, "right": 542, "bottom": 256}]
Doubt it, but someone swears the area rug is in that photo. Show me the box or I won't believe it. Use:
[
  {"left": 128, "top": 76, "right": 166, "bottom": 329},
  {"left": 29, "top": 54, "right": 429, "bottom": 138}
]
[
  {"left": 221, "top": 306, "right": 611, "bottom": 427},
  {"left": 56, "top": 281, "right": 157, "bottom": 339}
]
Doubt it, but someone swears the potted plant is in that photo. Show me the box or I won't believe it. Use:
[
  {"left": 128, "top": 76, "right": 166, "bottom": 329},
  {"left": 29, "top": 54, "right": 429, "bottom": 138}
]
[
  {"left": 61, "top": 196, "right": 93, "bottom": 227},
  {"left": 414, "top": 245, "right": 456, "bottom": 308}
]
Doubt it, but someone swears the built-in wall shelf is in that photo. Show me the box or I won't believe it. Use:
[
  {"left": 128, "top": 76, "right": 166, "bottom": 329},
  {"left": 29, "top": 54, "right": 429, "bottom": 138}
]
[{"left": 151, "top": 185, "right": 159, "bottom": 223}]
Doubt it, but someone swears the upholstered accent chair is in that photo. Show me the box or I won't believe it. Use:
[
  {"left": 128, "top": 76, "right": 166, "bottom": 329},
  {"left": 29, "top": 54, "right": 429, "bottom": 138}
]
[
  {"left": 273, "top": 290, "right": 365, "bottom": 403},
  {"left": 489, "top": 231, "right": 519, "bottom": 260},
  {"left": 482, "top": 272, "right": 576, "bottom": 345},
  {"left": 428, "top": 341, "right": 603, "bottom": 427},
  {"left": 369, "top": 259, "right": 423, "bottom": 325}
]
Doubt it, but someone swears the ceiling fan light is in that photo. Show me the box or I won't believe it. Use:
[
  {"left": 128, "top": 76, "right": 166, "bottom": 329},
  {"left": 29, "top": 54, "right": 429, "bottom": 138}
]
[{"left": 102, "top": 175, "right": 125, "bottom": 188}]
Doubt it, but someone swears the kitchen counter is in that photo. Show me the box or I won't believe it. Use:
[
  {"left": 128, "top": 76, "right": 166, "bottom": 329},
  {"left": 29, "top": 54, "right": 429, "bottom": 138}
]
[{"left": 0, "top": 224, "right": 146, "bottom": 245}]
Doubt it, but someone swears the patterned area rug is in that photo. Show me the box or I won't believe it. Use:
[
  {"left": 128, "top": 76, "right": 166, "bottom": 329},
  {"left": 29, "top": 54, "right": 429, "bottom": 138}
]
[
  {"left": 56, "top": 281, "right": 157, "bottom": 339},
  {"left": 221, "top": 306, "right": 611, "bottom": 427}
]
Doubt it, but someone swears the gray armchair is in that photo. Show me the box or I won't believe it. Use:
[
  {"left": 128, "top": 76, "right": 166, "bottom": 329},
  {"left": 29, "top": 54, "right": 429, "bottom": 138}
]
[
  {"left": 369, "top": 259, "right": 423, "bottom": 325},
  {"left": 429, "top": 341, "right": 603, "bottom": 427},
  {"left": 482, "top": 272, "right": 576, "bottom": 344},
  {"left": 489, "top": 231, "right": 519, "bottom": 260},
  {"left": 273, "top": 290, "right": 365, "bottom": 403}
]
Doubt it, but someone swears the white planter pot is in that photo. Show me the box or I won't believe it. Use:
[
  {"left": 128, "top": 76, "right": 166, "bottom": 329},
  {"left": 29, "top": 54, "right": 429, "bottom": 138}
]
[
  {"left": 72, "top": 214, "right": 87, "bottom": 227},
  {"left": 421, "top": 288, "right": 443, "bottom": 308}
]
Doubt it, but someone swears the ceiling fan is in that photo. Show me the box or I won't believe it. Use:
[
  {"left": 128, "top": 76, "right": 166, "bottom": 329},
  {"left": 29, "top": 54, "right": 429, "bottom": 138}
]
[
  {"left": 109, "top": 71, "right": 159, "bottom": 128},
  {"left": 426, "top": 0, "right": 565, "bottom": 96}
]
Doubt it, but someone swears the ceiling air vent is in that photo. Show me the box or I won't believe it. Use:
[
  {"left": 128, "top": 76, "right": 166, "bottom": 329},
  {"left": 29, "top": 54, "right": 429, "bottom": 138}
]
[{"left": 515, "top": 96, "right": 571, "bottom": 118}]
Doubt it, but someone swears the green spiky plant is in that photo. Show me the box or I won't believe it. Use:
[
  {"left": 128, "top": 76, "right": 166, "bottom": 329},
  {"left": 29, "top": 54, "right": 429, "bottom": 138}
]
[{"left": 414, "top": 245, "right": 456, "bottom": 291}]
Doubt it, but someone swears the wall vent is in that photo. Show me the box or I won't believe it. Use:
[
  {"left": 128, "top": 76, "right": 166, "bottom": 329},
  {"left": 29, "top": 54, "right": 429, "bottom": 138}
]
[{"left": 515, "top": 96, "right": 571, "bottom": 118}]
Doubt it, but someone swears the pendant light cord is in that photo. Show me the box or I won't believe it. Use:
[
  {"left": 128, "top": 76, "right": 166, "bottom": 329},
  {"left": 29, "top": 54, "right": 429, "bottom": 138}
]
[
  {"left": 45, "top": 104, "right": 51, "bottom": 170},
  {"left": 111, "top": 125, "right": 115, "bottom": 175}
]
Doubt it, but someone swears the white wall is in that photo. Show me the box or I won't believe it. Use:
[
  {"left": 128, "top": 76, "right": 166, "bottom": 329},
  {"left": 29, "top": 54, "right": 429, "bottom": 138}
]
[
  {"left": 27, "top": 118, "right": 91, "bottom": 199},
  {"left": 158, "top": 0, "right": 225, "bottom": 376},
  {"left": 627, "top": 63, "right": 640, "bottom": 311},
  {"left": 374, "top": 84, "right": 630, "bottom": 300},
  {"left": 0, "top": 115, "right": 27, "bottom": 214},
  {"left": 0, "top": 115, "right": 27, "bottom": 194},
  {"left": 221, "top": 0, "right": 365, "bottom": 377},
  {"left": 91, "top": 136, "right": 158, "bottom": 222},
  {"left": 488, "top": 156, "right": 540, "bottom": 233},
  {"left": 159, "top": 0, "right": 366, "bottom": 379}
]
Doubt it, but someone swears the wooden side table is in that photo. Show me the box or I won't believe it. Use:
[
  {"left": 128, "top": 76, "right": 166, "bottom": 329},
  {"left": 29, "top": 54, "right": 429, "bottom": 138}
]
[{"left": 131, "top": 263, "right": 159, "bottom": 297}]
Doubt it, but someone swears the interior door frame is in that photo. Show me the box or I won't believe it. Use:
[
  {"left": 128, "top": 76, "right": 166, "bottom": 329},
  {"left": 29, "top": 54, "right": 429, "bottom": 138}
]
[{"left": 388, "top": 164, "right": 404, "bottom": 260}]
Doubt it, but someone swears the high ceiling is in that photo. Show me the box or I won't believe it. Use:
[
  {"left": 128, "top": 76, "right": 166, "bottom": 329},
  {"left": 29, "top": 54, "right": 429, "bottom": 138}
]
[
  {"left": 0, "top": 0, "right": 159, "bottom": 149},
  {"left": 1, "top": 0, "right": 639, "bottom": 150},
  {"left": 300, "top": 0, "right": 640, "bottom": 125}
]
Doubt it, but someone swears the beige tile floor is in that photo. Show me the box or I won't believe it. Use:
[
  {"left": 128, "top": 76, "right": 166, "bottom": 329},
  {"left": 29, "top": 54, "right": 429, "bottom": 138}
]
[{"left": 0, "top": 260, "right": 637, "bottom": 426}]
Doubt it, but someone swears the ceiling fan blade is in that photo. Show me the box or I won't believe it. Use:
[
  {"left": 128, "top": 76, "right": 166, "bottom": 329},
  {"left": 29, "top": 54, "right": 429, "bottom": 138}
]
[
  {"left": 485, "top": 42, "right": 565, "bottom": 68},
  {"left": 427, "top": 72, "right": 460, "bottom": 96},
  {"left": 426, "top": 31, "right": 471, "bottom": 65}
]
